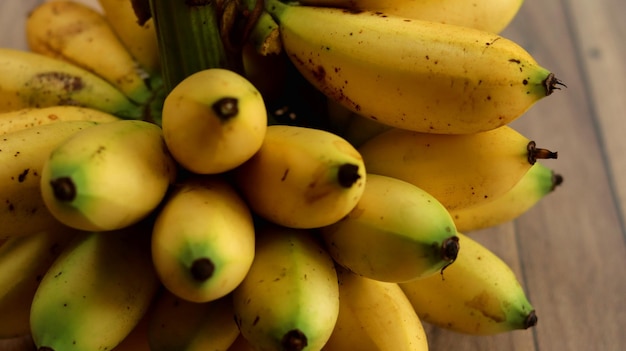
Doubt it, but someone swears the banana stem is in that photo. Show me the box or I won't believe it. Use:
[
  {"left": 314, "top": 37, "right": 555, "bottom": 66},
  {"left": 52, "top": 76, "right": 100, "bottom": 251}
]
[{"left": 527, "top": 141, "right": 558, "bottom": 164}]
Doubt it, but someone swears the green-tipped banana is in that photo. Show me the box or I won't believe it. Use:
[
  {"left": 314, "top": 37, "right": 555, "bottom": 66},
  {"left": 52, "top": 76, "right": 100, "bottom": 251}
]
[
  {"left": 320, "top": 173, "right": 460, "bottom": 283},
  {"left": 232, "top": 225, "right": 340, "bottom": 351},
  {"left": 264, "top": 0, "right": 563, "bottom": 134},
  {"left": 151, "top": 175, "right": 255, "bottom": 303},
  {"left": 400, "top": 233, "right": 538, "bottom": 335},
  {"left": 40, "top": 120, "right": 177, "bottom": 231}
]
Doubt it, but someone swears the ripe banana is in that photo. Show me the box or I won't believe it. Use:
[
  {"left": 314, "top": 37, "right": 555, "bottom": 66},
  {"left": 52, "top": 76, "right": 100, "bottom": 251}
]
[
  {"left": 400, "top": 232, "right": 538, "bottom": 335},
  {"left": 264, "top": 0, "right": 563, "bottom": 134},
  {"left": 0, "top": 105, "right": 120, "bottom": 135},
  {"left": 151, "top": 175, "right": 255, "bottom": 303},
  {"left": 358, "top": 125, "right": 557, "bottom": 210},
  {"left": 232, "top": 225, "right": 340, "bottom": 351},
  {"left": 299, "top": 0, "right": 525, "bottom": 34},
  {"left": 40, "top": 120, "right": 177, "bottom": 231},
  {"left": 30, "top": 225, "right": 160, "bottom": 351},
  {"left": 451, "top": 161, "right": 563, "bottom": 232},
  {"left": 0, "top": 120, "right": 100, "bottom": 241},
  {"left": 320, "top": 173, "right": 460, "bottom": 283},
  {"left": 0, "top": 224, "right": 79, "bottom": 339},
  {"left": 26, "top": 0, "right": 153, "bottom": 104},
  {"left": 233, "top": 124, "right": 366, "bottom": 229},
  {"left": 322, "top": 266, "right": 428, "bottom": 351},
  {"left": 162, "top": 68, "right": 267, "bottom": 174},
  {"left": 148, "top": 290, "right": 240, "bottom": 351},
  {"left": 0, "top": 48, "right": 142, "bottom": 119}
]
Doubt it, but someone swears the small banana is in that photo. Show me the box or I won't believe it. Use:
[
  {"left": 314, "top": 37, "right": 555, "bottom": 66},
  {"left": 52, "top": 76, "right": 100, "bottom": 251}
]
[
  {"left": 400, "top": 233, "right": 538, "bottom": 335},
  {"left": 0, "top": 120, "right": 100, "bottom": 241},
  {"left": 27, "top": 0, "right": 153, "bottom": 104},
  {"left": 320, "top": 173, "right": 460, "bottom": 283},
  {"left": 151, "top": 175, "right": 255, "bottom": 303},
  {"left": 148, "top": 290, "right": 240, "bottom": 351},
  {"left": 0, "top": 48, "right": 142, "bottom": 119},
  {"left": 232, "top": 224, "right": 340, "bottom": 351},
  {"left": 40, "top": 120, "right": 177, "bottom": 232},
  {"left": 30, "top": 225, "right": 160, "bottom": 351},
  {"left": 451, "top": 161, "right": 563, "bottom": 232},
  {"left": 161, "top": 68, "right": 267, "bottom": 174},
  {"left": 233, "top": 124, "right": 366, "bottom": 229},
  {"left": 264, "top": 0, "right": 563, "bottom": 134},
  {"left": 322, "top": 266, "right": 429, "bottom": 351},
  {"left": 0, "top": 105, "right": 120, "bottom": 135},
  {"left": 358, "top": 125, "right": 557, "bottom": 210},
  {"left": 299, "top": 0, "right": 525, "bottom": 34}
]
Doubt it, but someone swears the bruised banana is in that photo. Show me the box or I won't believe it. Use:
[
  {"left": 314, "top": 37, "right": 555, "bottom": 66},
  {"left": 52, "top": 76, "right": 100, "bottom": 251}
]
[
  {"left": 320, "top": 173, "right": 460, "bottom": 283},
  {"left": 151, "top": 175, "right": 255, "bottom": 303},
  {"left": 27, "top": 0, "right": 153, "bottom": 104},
  {"left": 299, "top": 0, "right": 525, "bottom": 34},
  {"left": 264, "top": 0, "right": 563, "bottom": 134},
  {"left": 450, "top": 161, "right": 563, "bottom": 232},
  {"left": 400, "top": 233, "right": 538, "bottom": 335},
  {"left": 162, "top": 68, "right": 267, "bottom": 174},
  {"left": 0, "top": 48, "right": 142, "bottom": 119},
  {"left": 233, "top": 124, "right": 366, "bottom": 229},
  {"left": 40, "top": 120, "right": 177, "bottom": 232},
  {"left": 358, "top": 125, "right": 558, "bottom": 210},
  {"left": 0, "top": 105, "right": 120, "bottom": 135},
  {"left": 322, "top": 267, "right": 428, "bottom": 351},
  {"left": 232, "top": 225, "right": 340, "bottom": 351}
]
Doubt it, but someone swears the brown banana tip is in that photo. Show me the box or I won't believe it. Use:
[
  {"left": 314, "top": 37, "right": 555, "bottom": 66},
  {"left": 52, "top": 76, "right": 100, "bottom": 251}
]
[
  {"left": 524, "top": 310, "right": 538, "bottom": 329},
  {"left": 544, "top": 73, "right": 567, "bottom": 96},
  {"left": 337, "top": 163, "right": 361, "bottom": 188},
  {"left": 212, "top": 97, "right": 239, "bottom": 120},
  {"left": 527, "top": 141, "right": 558, "bottom": 165},
  {"left": 552, "top": 173, "right": 564, "bottom": 190},
  {"left": 441, "top": 236, "right": 460, "bottom": 262},
  {"left": 190, "top": 258, "right": 215, "bottom": 282},
  {"left": 50, "top": 177, "right": 77, "bottom": 202},
  {"left": 281, "top": 329, "right": 308, "bottom": 351}
]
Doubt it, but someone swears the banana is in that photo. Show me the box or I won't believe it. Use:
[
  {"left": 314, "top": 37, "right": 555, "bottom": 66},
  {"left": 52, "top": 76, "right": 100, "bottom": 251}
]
[
  {"left": 148, "top": 290, "right": 240, "bottom": 351},
  {"left": 232, "top": 124, "right": 366, "bottom": 229},
  {"left": 151, "top": 175, "right": 255, "bottom": 303},
  {"left": 30, "top": 225, "right": 160, "bottom": 351},
  {"left": 0, "top": 224, "right": 80, "bottom": 339},
  {"left": 26, "top": 0, "right": 153, "bottom": 104},
  {"left": 451, "top": 161, "right": 563, "bottom": 232},
  {"left": 0, "top": 120, "right": 100, "bottom": 241},
  {"left": 399, "top": 232, "right": 538, "bottom": 335},
  {"left": 322, "top": 266, "right": 428, "bottom": 351},
  {"left": 0, "top": 105, "right": 120, "bottom": 135},
  {"left": 299, "top": 0, "right": 525, "bottom": 34},
  {"left": 319, "top": 173, "right": 460, "bottom": 283},
  {"left": 232, "top": 224, "right": 340, "bottom": 351},
  {"left": 112, "top": 305, "right": 151, "bottom": 351},
  {"left": 161, "top": 68, "right": 267, "bottom": 174},
  {"left": 0, "top": 48, "right": 142, "bottom": 119},
  {"left": 39, "top": 119, "right": 177, "bottom": 232},
  {"left": 97, "top": 0, "right": 161, "bottom": 75},
  {"left": 263, "top": 0, "right": 563, "bottom": 134},
  {"left": 358, "top": 125, "right": 557, "bottom": 210}
]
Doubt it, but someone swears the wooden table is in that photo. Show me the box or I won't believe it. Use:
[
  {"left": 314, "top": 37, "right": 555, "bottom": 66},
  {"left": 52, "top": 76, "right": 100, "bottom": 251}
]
[{"left": 1, "top": 0, "right": 624, "bottom": 350}]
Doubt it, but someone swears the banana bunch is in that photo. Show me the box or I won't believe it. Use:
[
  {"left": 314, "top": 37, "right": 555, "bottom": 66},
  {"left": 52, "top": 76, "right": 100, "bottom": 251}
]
[{"left": 0, "top": 0, "right": 569, "bottom": 350}]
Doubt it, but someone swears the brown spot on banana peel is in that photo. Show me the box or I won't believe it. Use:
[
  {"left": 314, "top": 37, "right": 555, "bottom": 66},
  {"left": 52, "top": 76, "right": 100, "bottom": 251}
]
[
  {"left": 464, "top": 291, "right": 507, "bottom": 323},
  {"left": 281, "top": 329, "right": 308, "bottom": 351},
  {"left": 527, "top": 141, "right": 558, "bottom": 165}
]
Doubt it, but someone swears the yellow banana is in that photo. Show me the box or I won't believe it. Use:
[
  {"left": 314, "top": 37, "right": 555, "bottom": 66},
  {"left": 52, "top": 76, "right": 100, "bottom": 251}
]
[
  {"left": 264, "top": 0, "right": 563, "bottom": 134},
  {"left": 299, "top": 0, "right": 525, "bottom": 33},
  {"left": 0, "top": 120, "right": 100, "bottom": 241},
  {"left": 233, "top": 124, "right": 366, "bottom": 229},
  {"left": 40, "top": 120, "right": 177, "bottom": 231},
  {"left": 26, "top": 0, "right": 153, "bottom": 104},
  {"left": 0, "top": 48, "right": 142, "bottom": 119},
  {"left": 30, "top": 225, "right": 160, "bottom": 351},
  {"left": 320, "top": 173, "right": 459, "bottom": 283},
  {"left": 148, "top": 290, "right": 240, "bottom": 351},
  {"left": 322, "top": 266, "right": 429, "bottom": 351},
  {"left": 399, "top": 233, "right": 538, "bottom": 335},
  {"left": 0, "top": 224, "right": 80, "bottom": 339},
  {"left": 358, "top": 125, "right": 557, "bottom": 210},
  {"left": 451, "top": 161, "right": 563, "bottom": 232},
  {"left": 151, "top": 175, "right": 255, "bottom": 303},
  {"left": 232, "top": 224, "right": 340, "bottom": 351},
  {"left": 0, "top": 105, "right": 120, "bottom": 135},
  {"left": 162, "top": 68, "right": 267, "bottom": 174}
]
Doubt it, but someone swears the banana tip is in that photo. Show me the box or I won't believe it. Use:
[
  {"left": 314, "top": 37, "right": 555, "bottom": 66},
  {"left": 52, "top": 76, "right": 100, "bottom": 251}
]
[
  {"left": 281, "top": 329, "right": 308, "bottom": 351},
  {"left": 544, "top": 73, "right": 567, "bottom": 96},
  {"left": 524, "top": 310, "right": 538, "bottom": 329}
]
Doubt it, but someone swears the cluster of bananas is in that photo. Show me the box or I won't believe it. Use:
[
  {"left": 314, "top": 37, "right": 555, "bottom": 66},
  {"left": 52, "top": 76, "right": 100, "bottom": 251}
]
[{"left": 0, "top": 0, "right": 566, "bottom": 350}]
